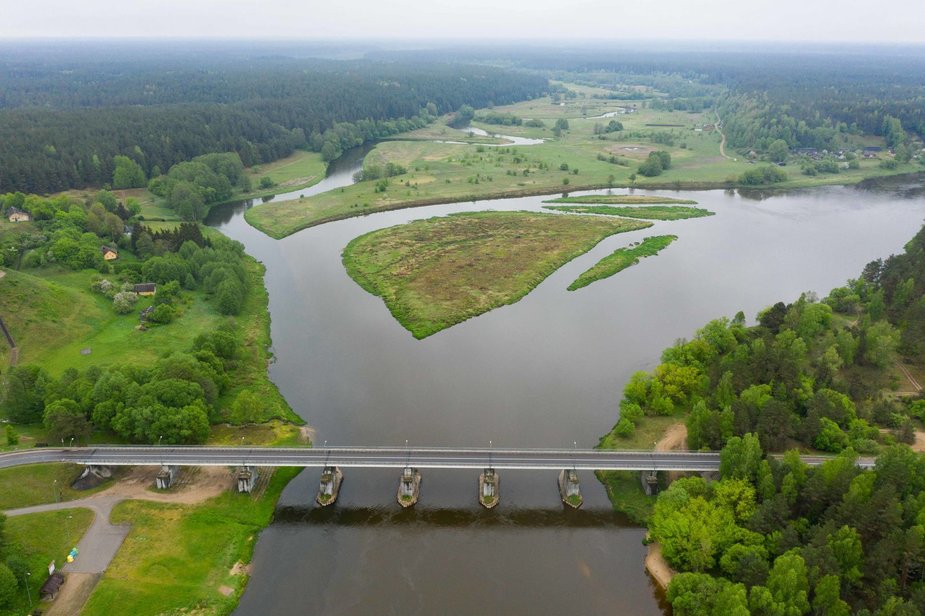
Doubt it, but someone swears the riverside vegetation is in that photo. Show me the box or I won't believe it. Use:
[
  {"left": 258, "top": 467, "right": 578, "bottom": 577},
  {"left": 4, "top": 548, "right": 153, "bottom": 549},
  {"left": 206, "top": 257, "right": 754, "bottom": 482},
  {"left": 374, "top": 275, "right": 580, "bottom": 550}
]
[
  {"left": 599, "top": 221, "right": 925, "bottom": 615},
  {"left": 342, "top": 211, "right": 651, "bottom": 338},
  {"left": 544, "top": 203, "right": 714, "bottom": 220},
  {"left": 568, "top": 235, "right": 678, "bottom": 291}
]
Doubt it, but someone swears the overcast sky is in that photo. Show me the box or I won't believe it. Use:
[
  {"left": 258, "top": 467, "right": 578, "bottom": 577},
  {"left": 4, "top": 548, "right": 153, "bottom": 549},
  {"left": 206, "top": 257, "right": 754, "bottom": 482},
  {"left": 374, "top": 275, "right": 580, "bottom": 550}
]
[{"left": 2, "top": 0, "right": 923, "bottom": 43}]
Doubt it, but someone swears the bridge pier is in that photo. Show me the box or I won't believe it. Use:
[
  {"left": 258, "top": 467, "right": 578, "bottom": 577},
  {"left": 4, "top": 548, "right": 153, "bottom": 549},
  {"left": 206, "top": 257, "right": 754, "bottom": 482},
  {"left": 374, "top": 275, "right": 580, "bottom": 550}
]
[
  {"left": 155, "top": 465, "right": 178, "bottom": 490},
  {"left": 236, "top": 466, "right": 258, "bottom": 493},
  {"left": 640, "top": 470, "right": 659, "bottom": 496}
]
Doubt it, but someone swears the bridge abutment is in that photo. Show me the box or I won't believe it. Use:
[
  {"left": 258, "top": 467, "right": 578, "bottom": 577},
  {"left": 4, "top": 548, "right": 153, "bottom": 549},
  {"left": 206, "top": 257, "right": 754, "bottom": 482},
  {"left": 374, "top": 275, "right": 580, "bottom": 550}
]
[
  {"left": 155, "top": 465, "right": 178, "bottom": 489},
  {"left": 640, "top": 470, "right": 659, "bottom": 496}
]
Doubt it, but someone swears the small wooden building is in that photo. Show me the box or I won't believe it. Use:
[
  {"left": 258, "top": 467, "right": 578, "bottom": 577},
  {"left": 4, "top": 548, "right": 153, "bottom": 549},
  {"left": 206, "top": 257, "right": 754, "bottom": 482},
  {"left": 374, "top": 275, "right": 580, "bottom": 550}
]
[
  {"left": 100, "top": 246, "right": 119, "bottom": 261},
  {"left": 7, "top": 207, "right": 31, "bottom": 223},
  {"left": 133, "top": 283, "right": 157, "bottom": 296},
  {"left": 40, "top": 572, "right": 65, "bottom": 601}
]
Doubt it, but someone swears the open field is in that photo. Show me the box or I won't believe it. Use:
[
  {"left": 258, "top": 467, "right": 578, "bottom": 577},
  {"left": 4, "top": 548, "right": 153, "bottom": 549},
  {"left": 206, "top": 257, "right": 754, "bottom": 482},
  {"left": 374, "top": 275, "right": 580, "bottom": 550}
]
[
  {"left": 81, "top": 467, "right": 300, "bottom": 616},
  {"left": 1, "top": 509, "right": 95, "bottom": 616},
  {"left": 342, "top": 211, "right": 651, "bottom": 338},
  {"left": 246, "top": 89, "right": 918, "bottom": 238},
  {"left": 545, "top": 204, "right": 712, "bottom": 220},
  {"left": 568, "top": 235, "right": 678, "bottom": 291},
  {"left": 544, "top": 195, "right": 699, "bottom": 205}
]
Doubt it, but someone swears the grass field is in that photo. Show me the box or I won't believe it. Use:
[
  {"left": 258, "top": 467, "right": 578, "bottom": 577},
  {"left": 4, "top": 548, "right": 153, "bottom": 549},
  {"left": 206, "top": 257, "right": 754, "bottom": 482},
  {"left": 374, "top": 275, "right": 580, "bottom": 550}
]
[
  {"left": 1, "top": 509, "right": 95, "bottom": 616},
  {"left": 545, "top": 204, "right": 713, "bottom": 220},
  {"left": 245, "top": 88, "right": 918, "bottom": 238},
  {"left": 0, "top": 463, "right": 115, "bottom": 509},
  {"left": 543, "top": 195, "right": 698, "bottom": 206},
  {"left": 342, "top": 211, "right": 651, "bottom": 338},
  {"left": 81, "top": 467, "right": 300, "bottom": 616},
  {"left": 568, "top": 235, "right": 678, "bottom": 291}
]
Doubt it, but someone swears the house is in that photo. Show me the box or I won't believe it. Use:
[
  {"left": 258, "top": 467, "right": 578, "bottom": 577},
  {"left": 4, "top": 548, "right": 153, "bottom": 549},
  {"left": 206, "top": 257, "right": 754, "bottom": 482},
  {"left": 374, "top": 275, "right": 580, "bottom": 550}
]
[
  {"left": 133, "top": 283, "right": 157, "bottom": 296},
  {"left": 100, "top": 246, "right": 119, "bottom": 261},
  {"left": 7, "top": 207, "right": 31, "bottom": 223},
  {"left": 40, "top": 572, "right": 65, "bottom": 601},
  {"left": 863, "top": 146, "right": 883, "bottom": 159}
]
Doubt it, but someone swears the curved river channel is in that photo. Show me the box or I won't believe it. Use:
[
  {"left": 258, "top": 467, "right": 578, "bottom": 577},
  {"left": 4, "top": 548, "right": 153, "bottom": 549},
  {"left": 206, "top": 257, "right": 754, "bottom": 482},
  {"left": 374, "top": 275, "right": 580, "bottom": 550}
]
[{"left": 206, "top": 154, "right": 925, "bottom": 615}]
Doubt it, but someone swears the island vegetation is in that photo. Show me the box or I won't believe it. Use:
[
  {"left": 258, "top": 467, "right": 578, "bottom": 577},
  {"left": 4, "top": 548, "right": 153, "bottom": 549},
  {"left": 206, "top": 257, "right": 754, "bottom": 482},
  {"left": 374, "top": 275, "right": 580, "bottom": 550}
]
[
  {"left": 544, "top": 195, "right": 699, "bottom": 205},
  {"left": 342, "top": 211, "right": 651, "bottom": 338},
  {"left": 598, "top": 221, "right": 925, "bottom": 614},
  {"left": 568, "top": 235, "right": 678, "bottom": 291},
  {"left": 544, "top": 204, "right": 713, "bottom": 221}
]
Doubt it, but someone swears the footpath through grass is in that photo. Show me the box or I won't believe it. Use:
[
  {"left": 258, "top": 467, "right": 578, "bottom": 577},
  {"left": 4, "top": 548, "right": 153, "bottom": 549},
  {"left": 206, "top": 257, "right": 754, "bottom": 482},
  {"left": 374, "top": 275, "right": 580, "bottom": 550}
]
[
  {"left": 568, "top": 235, "right": 678, "bottom": 291},
  {"left": 342, "top": 211, "right": 651, "bottom": 338},
  {"left": 81, "top": 467, "right": 301, "bottom": 616},
  {"left": 1, "top": 509, "right": 95, "bottom": 616},
  {"left": 545, "top": 204, "right": 713, "bottom": 220}
]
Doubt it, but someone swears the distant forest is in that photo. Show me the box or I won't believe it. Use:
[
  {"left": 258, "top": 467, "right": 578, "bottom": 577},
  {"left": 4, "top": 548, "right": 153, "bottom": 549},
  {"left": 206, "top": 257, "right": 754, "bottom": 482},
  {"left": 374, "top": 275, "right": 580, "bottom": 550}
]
[{"left": 0, "top": 47, "right": 547, "bottom": 193}]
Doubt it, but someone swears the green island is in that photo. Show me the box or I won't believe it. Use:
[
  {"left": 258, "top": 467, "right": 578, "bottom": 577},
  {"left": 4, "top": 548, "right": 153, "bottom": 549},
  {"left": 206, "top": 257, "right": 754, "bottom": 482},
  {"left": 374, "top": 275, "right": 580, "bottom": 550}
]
[
  {"left": 597, "top": 222, "right": 925, "bottom": 614},
  {"left": 342, "top": 211, "right": 651, "bottom": 338},
  {"left": 568, "top": 235, "right": 678, "bottom": 291},
  {"left": 545, "top": 204, "right": 713, "bottom": 220},
  {"left": 544, "top": 195, "right": 699, "bottom": 205}
]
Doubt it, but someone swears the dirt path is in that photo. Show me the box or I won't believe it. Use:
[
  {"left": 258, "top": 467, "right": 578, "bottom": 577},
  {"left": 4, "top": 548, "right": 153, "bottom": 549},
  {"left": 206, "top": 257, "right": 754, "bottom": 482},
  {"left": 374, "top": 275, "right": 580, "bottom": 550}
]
[
  {"left": 897, "top": 362, "right": 923, "bottom": 393},
  {"left": 644, "top": 423, "right": 687, "bottom": 590},
  {"left": 3, "top": 466, "right": 233, "bottom": 615},
  {"left": 654, "top": 423, "right": 688, "bottom": 452},
  {"left": 715, "top": 111, "right": 733, "bottom": 160}
]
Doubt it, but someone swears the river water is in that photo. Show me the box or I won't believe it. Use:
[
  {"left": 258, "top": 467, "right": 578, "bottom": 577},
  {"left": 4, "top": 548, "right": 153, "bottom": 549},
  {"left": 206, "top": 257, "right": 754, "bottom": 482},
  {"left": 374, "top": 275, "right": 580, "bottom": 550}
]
[{"left": 207, "top": 157, "right": 925, "bottom": 615}]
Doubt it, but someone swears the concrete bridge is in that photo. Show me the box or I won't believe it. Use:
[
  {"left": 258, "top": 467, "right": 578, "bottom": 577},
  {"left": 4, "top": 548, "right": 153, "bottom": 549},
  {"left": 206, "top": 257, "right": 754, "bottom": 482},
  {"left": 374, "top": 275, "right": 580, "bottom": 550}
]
[{"left": 0, "top": 446, "right": 874, "bottom": 505}]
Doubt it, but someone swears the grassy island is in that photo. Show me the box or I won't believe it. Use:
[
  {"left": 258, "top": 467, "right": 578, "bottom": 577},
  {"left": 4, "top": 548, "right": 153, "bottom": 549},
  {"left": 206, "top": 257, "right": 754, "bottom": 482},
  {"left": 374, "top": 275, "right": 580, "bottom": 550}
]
[
  {"left": 545, "top": 195, "right": 699, "bottom": 205},
  {"left": 545, "top": 204, "right": 713, "bottom": 220},
  {"left": 342, "top": 211, "right": 651, "bottom": 338},
  {"left": 568, "top": 235, "right": 677, "bottom": 291}
]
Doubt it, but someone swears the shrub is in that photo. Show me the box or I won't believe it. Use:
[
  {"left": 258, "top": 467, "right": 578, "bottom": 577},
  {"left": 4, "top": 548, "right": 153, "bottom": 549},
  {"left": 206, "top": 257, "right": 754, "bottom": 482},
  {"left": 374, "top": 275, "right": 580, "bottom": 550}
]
[
  {"left": 113, "top": 291, "right": 139, "bottom": 314},
  {"left": 148, "top": 304, "right": 176, "bottom": 324}
]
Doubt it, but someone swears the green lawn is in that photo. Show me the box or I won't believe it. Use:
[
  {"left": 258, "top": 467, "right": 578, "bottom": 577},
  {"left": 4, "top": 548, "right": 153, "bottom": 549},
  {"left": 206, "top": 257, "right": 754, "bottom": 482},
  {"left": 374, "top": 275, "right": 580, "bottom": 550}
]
[
  {"left": 568, "top": 235, "right": 678, "bottom": 291},
  {"left": 0, "top": 463, "right": 114, "bottom": 509},
  {"left": 342, "top": 211, "right": 651, "bottom": 338},
  {"left": 1, "top": 509, "right": 95, "bottom": 616},
  {"left": 81, "top": 467, "right": 300, "bottom": 616}
]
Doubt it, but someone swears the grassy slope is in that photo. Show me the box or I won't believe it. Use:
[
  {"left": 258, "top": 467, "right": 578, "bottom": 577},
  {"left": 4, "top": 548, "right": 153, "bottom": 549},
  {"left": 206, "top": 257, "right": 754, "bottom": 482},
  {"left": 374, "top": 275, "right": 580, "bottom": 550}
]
[
  {"left": 544, "top": 195, "right": 699, "bottom": 205},
  {"left": 0, "top": 463, "right": 115, "bottom": 509},
  {"left": 545, "top": 204, "right": 713, "bottom": 220},
  {"left": 81, "top": 467, "right": 300, "bottom": 616},
  {"left": 245, "top": 89, "right": 918, "bottom": 238},
  {"left": 568, "top": 235, "right": 678, "bottom": 291},
  {"left": 342, "top": 211, "right": 651, "bottom": 338},
  {"left": 0, "top": 509, "right": 95, "bottom": 616}
]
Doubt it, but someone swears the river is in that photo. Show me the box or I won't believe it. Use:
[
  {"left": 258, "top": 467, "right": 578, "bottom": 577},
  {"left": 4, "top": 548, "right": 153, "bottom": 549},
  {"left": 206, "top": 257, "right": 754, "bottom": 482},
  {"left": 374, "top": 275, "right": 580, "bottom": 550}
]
[{"left": 206, "top": 157, "right": 925, "bottom": 615}]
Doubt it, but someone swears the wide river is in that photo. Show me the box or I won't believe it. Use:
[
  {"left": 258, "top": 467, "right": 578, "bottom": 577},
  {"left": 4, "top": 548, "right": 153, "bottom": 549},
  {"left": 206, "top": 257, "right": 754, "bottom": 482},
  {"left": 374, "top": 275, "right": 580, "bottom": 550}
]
[{"left": 207, "top": 154, "right": 925, "bottom": 615}]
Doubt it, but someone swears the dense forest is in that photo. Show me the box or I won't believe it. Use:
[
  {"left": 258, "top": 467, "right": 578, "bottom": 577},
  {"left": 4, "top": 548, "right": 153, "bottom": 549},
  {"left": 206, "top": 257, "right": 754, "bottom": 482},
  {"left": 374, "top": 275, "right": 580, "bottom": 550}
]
[
  {"left": 602, "top": 219, "right": 925, "bottom": 614},
  {"left": 0, "top": 48, "right": 547, "bottom": 193}
]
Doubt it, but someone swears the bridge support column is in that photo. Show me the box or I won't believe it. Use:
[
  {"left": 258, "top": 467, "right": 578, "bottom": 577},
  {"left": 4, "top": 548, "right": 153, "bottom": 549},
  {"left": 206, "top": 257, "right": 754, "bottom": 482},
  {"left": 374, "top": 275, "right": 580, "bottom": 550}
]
[
  {"left": 155, "top": 465, "right": 178, "bottom": 490},
  {"left": 640, "top": 470, "right": 659, "bottom": 496},
  {"left": 236, "top": 466, "right": 257, "bottom": 493}
]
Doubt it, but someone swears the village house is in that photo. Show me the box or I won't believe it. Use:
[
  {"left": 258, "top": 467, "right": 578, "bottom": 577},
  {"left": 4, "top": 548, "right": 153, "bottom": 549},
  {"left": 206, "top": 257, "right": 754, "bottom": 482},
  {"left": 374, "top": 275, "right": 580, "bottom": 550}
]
[
  {"left": 100, "top": 246, "right": 119, "bottom": 261},
  {"left": 6, "top": 206, "right": 31, "bottom": 222},
  {"left": 133, "top": 282, "right": 157, "bottom": 296}
]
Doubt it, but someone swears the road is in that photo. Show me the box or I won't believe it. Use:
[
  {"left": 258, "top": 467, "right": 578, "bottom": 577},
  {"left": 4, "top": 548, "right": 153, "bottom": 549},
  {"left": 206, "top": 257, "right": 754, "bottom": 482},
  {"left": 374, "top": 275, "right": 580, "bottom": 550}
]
[{"left": 0, "top": 446, "right": 874, "bottom": 472}]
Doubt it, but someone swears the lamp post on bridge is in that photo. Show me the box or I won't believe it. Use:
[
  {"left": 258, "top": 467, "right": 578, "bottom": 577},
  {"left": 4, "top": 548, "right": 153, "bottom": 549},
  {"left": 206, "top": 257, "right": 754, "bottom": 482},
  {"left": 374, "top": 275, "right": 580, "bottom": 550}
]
[{"left": 488, "top": 439, "right": 493, "bottom": 470}]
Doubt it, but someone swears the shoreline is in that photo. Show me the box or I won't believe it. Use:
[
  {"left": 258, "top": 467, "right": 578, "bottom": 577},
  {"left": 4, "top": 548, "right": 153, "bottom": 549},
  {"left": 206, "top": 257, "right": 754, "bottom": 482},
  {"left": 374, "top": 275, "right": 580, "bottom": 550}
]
[
  {"left": 645, "top": 541, "right": 676, "bottom": 590},
  {"left": 245, "top": 170, "right": 924, "bottom": 240}
]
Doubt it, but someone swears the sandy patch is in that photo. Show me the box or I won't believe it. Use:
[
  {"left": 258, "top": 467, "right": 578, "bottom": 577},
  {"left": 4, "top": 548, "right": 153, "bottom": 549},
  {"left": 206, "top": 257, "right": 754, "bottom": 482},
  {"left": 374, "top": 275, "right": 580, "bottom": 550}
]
[
  {"left": 230, "top": 561, "right": 252, "bottom": 576},
  {"left": 45, "top": 572, "right": 101, "bottom": 616},
  {"left": 219, "top": 585, "right": 235, "bottom": 597},
  {"left": 645, "top": 542, "right": 676, "bottom": 590},
  {"left": 92, "top": 466, "right": 232, "bottom": 505},
  {"left": 606, "top": 144, "right": 657, "bottom": 158},
  {"left": 655, "top": 423, "right": 688, "bottom": 452}
]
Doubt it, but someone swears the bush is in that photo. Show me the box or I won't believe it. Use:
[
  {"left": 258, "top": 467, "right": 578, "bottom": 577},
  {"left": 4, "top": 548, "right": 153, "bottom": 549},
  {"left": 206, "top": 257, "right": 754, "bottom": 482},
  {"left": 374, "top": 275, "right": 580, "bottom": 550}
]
[
  {"left": 259, "top": 176, "right": 274, "bottom": 189},
  {"left": 0, "top": 564, "right": 16, "bottom": 609},
  {"left": 148, "top": 304, "right": 176, "bottom": 324},
  {"left": 739, "top": 166, "right": 788, "bottom": 185},
  {"left": 113, "top": 291, "right": 139, "bottom": 314},
  {"left": 614, "top": 417, "right": 635, "bottom": 438}
]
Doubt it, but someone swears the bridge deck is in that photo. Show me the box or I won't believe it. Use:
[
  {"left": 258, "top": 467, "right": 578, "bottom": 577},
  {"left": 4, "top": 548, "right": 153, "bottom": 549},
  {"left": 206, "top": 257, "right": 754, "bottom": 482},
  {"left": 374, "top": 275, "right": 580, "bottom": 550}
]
[{"left": 0, "top": 446, "right": 870, "bottom": 472}]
